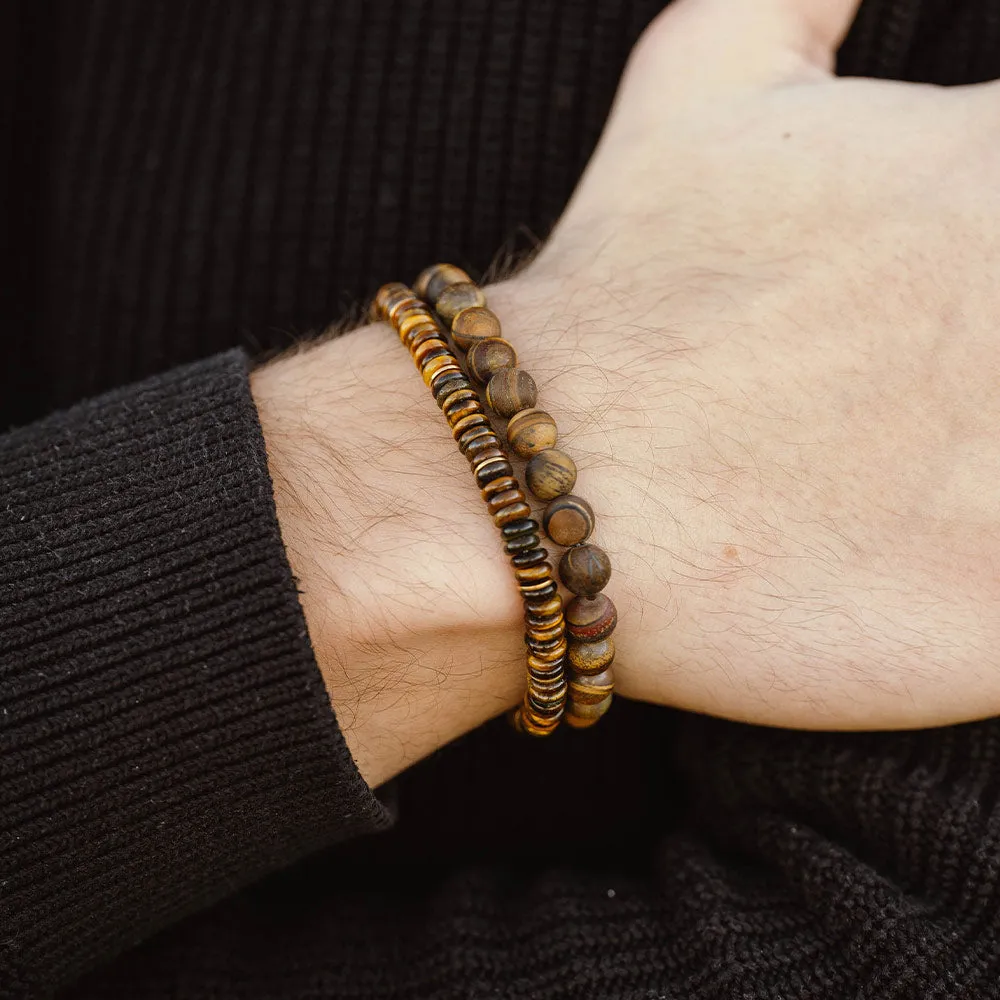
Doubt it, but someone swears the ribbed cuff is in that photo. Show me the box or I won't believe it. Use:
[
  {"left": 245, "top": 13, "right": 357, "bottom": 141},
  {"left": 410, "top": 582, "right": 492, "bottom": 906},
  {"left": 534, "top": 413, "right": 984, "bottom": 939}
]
[{"left": 0, "top": 351, "right": 391, "bottom": 999}]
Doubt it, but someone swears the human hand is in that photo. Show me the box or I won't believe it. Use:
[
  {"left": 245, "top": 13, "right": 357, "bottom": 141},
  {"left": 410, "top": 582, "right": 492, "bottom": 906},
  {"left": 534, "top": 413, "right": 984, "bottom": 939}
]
[{"left": 491, "top": 0, "right": 1000, "bottom": 730}]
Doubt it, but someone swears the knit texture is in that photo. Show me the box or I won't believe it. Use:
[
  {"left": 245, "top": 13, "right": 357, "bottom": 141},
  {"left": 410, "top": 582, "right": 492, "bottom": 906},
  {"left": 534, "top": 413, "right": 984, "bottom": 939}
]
[
  {"left": 0, "top": 352, "right": 390, "bottom": 997},
  {"left": 2, "top": 0, "right": 1000, "bottom": 998}
]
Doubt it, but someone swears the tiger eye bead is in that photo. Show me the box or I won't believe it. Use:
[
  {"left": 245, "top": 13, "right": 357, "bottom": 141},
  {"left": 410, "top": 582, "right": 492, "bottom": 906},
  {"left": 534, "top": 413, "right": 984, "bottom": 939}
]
[
  {"left": 421, "top": 357, "right": 461, "bottom": 386},
  {"left": 511, "top": 545, "right": 548, "bottom": 567},
  {"left": 493, "top": 502, "right": 533, "bottom": 527},
  {"left": 505, "top": 531, "right": 540, "bottom": 554},
  {"left": 565, "top": 693, "right": 613, "bottom": 729},
  {"left": 451, "top": 413, "right": 490, "bottom": 439},
  {"left": 515, "top": 563, "right": 554, "bottom": 584},
  {"left": 474, "top": 458, "right": 514, "bottom": 489},
  {"left": 500, "top": 517, "right": 538, "bottom": 539},
  {"left": 446, "top": 399, "right": 483, "bottom": 427},
  {"left": 567, "top": 637, "right": 615, "bottom": 675},
  {"left": 481, "top": 475, "right": 518, "bottom": 500},
  {"left": 543, "top": 494, "right": 595, "bottom": 547},
  {"left": 451, "top": 306, "right": 502, "bottom": 351},
  {"left": 526, "top": 595, "right": 563, "bottom": 618},
  {"left": 569, "top": 667, "right": 614, "bottom": 706},
  {"left": 414, "top": 263, "right": 471, "bottom": 305},
  {"left": 436, "top": 282, "right": 486, "bottom": 324},
  {"left": 486, "top": 488, "right": 526, "bottom": 516},
  {"left": 466, "top": 338, "right": 517, "bottom": 384},
  {"left": 558, "top": 543, "right": 611, "bottom": 598},
  {"left": 432, "top": 371, "right": 471, "bottom": 402},
  {"left": 565, "top": 594, "right": 617, "bottom": 643},
  {"left": 525, "top": 449, "right": 577, "bottom": 502},
  {"left": 520, "top": 579, "right": 559, "bottom": 601},
  {"left": 372, "top": 282, "right": 412, "bottom": 320},
  {"left": 505, "top": 407, "right": 556, "bottom": 457},
  {"left": 486, "top": 371, "right": 538, "bottom": 420}
]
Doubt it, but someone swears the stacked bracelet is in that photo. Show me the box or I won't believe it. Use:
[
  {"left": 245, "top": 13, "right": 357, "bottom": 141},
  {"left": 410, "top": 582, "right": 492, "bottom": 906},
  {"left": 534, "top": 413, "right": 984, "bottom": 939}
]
[
  {"left": 412, "top": 265, "right": 616, "bottom": 731},
  {"left": 372, "top": 280, "right": 567, "bottom": 736}
]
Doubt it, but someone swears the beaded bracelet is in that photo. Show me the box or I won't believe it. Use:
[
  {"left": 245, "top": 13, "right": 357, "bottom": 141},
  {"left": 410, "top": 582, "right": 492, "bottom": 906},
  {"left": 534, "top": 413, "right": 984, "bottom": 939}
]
[
  {"left": 372, "top": 281, "right": 567, "bottom": 736},
  {"left": 412, "top": 265, "right": 616, "bottom": 730}
]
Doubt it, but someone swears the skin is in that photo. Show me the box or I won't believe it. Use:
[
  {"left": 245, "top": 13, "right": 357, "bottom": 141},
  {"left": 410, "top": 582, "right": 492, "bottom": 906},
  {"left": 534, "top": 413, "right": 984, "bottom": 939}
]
[{"left": 253, "top": 0, "right": 1000, "bottom": 787}]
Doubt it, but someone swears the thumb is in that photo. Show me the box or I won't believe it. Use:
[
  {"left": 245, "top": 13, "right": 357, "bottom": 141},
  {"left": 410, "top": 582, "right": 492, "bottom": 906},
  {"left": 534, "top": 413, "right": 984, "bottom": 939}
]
[{"left": 620, "top": 0, "right": 862, "bottom": 112}]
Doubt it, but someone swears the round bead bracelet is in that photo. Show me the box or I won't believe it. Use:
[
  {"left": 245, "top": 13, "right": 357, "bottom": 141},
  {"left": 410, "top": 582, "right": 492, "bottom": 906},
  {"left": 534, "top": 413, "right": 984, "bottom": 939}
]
[
  {"left": 372, "top": 280, "right": 567, "bottom": 736},
  {"left": 413, "top": 265, "right": 616, "bottom": 730}
]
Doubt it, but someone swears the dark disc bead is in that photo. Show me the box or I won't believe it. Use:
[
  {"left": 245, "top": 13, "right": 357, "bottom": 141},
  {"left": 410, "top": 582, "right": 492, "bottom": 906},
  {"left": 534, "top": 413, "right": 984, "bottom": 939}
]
[
  {"left": 511, "top": 546, "right": 549, "bottom": 568},
  {"left": 526, "top": 607, "right": 563, "bottom": 628},
  {"left": 565, "top": 693, "right": 612, "bottom": 729},
  {"left": 481, "top": 475, "right": 519, "bottom": 500},
  {"left": 439, "top": 386, "right": 478, "bottom": 412},
  {"left": 486, "top": 488, "right": 526, "bottom": 515},
  {"left": 515, "top": 563, "right": 554, "bottom": 584},
  {"left": 527, "top": 634, "right": 567, "bottom": 654},
  {"left": 414, "top": 263, "right": 471, "bottom": 305},
  {"left": 412, "top": 339, "right": 450, "bottom": 366},
  {"left": 505, "top": 531, "right": 540, "bottom": 554},
  {"left": 520, "top": 580, "right": 558, "bottom": 601},
  {"left": 421, "top": 357, "right": 461, "bottom": 387},
  {"left": 565, "top": 594, "right": 617, "bottom": 642},
  {"left": 475, "top": 459, "right": 514, "bottom": 488},
  {"left": 505, "top": 407, "right": 557, "bottom": 457},
  {"left": 567, "top": 637, "right": 615, "bottom": 675},
  {"left": 403, "top": 324, "right": 443, "bottom": 352},
  {"left": 543, "top": 494, "right": 595, "bottom": 547},
  {"left": 525, "top": 448, "right": 577, "bottom": 502},
  {"left": 432, "top": 371, "right": 472, "bottom": 402},
  {"left": 466, "top": 338, "right": 517, "bottom": 384},
  {"left": 458, "top": 426, "right": 494, "bottom": 454},
  {"left": 500, "top": 517, "right": 538, "bottom": 540},
  {"left": 436, "top": 281, "right": 486, "bottom": 324},
  {"left": 451, "top": 412, "right": 490, "bottom": 439},
  {"left": 486, "top": 371, "right": 538, "bottom": 419},
  {"left": 372, "top": 281, "right": 412, "bottom": 320},
  {"left": 451, "top": 306, "right": 502, "bottom": 351},
  {"left": 525, "top": 595, "right": 563, "bottom": 618},
  {"left": 493, "top": 502, "right": 533, "bottom": 527},
  {"left": 558, "top": 543, "right": 611, "bottom": 597},
  {"left": 446, "top": 400, "right": 483, "bottom": 428},
  {"left": 465, "top": 440, "right": 504, "bottom": 465}
]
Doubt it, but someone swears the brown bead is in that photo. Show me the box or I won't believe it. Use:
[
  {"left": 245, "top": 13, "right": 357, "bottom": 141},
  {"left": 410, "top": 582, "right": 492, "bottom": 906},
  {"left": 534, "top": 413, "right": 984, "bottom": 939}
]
[
  {"left": 486, "top": 488, "right": 527, "bottom": 515},
  {"left": 440, "top": 387, "right": 479, "bottom": 414},
  {"left": 558, "top": 543, "right": 611, "bottom": 598},
  {"left": 466, "top": 338, "right": 517, "bottom": 384},
  {"left": 519, "top": 579, "right": 558, "bottom": 601},
  {"left": 446, "top": 399, "right": 483, "bottom": 428},
  {"left": 565, "top": 594, "right": 617, "bottom": 643},
  {"left": 372, "top": 281, "right": 412, "bottom": 320},
  {"left": 526, "top": 595, "right": 563, "bottom": 618},
  {"left": 504, "top": 409, "right": 556, "bottom": 460},
  {"left": 421, "top": 357, "right": 461, "bottom": 387},
  {"left": 467, "top": 445, "right": 506, "bottom": 469},
  {"left": 457, "top": 426, "right": 494, "bottom": 455},
  {"left": 398, "top": 312, "right": 437, "bottom": 344},
  {"left": 528, "top": 654, "right": 565, "bottom": 673},
  {"left": 564, "top": 693, "right": 613, "bottom": 729},
  {"left": 475, "top": 458, "right": 514, "bottom": 489},
  {"left": 504, "top": 531, "right": 540, "bottom": 554},
  {"left": 526, "top": 608, "right": 563, "bottom": 629},
  {"left": 527, "top": 622, "right": 565, "bottom": 643},
  {"left": 543, "top": 494, "right": 594, "bottom": 547},
  {"left": 525, "top": 449, "right": 577, "bottom": 502},
  {"left": 436, "top": 282, "right": 486, "bottom": 324},
  {"left": 493, "top": 502, "right": 533, "bottom": 527},
  {"left": 486, "top": 371, "right": 538, "bottom": 420},
  {"left": 527, "top": 639, "right": 567, "bottom": 662},
  {"left": 481, "top": 475, "right": 518, "bottom": 500},
  {"left": 451, "top": 412, "right": 490, "bottom": 439},
  {"left": 411, "top": 336, "right": 449, "bottom": 366},
  {"left": 511, "top": 545, "right": 548, "bottom": 567},
  {"left": 515, "top": 563, "right": 554, "bottom": 584},
  {"left": 431, "top": 370, "right": 471, "bottom": 402},
  {"left": 567, "top": 637, "right": 615, "bottom": 675},
  {"left": 414, "top": 263, "right": 471, "bottom": 305},
  {"left": 451, "top": 306, "right": 502, "bottom": 351},
  {"left": 568, "top": 667, "right": 614, "bottom": 706}
]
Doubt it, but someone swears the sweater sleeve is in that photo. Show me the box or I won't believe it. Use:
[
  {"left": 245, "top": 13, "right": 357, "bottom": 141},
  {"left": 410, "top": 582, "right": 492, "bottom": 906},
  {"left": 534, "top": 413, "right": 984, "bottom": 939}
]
[{"left": 0, "top": 351, "right": 391, "bottom": 999}]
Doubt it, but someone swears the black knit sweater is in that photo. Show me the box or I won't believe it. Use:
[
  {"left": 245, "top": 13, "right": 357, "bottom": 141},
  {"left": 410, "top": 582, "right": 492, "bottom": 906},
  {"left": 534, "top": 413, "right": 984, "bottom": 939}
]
[{"left": 4, "top": 2, "right": 1000, "bottom": 998}]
